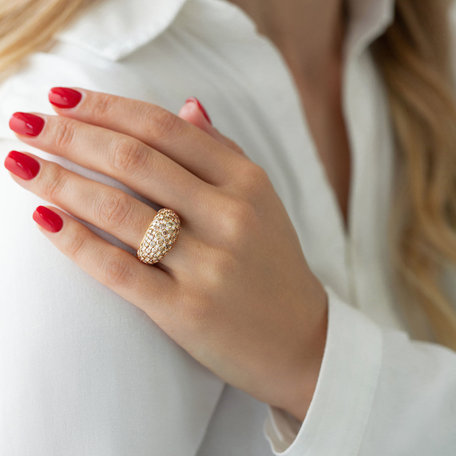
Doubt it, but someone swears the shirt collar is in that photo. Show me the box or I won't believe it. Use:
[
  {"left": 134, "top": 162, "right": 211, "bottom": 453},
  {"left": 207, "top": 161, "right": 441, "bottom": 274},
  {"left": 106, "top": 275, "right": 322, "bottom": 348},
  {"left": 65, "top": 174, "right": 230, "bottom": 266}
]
[
  {"left": 55, "top": 0, "right": 189, "bottom": 61},
  {"left": 55, "top": 0, "right": 395, "bottom": 61},
  {"left": 345, "top": 0, "right": 396, "bottom": 58}
]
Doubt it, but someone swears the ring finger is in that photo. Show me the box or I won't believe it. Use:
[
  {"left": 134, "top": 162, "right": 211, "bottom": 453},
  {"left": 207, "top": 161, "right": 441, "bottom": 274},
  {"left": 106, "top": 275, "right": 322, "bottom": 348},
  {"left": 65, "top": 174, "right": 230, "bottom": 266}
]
[{"left": 4, "top": 150, "right": 194, "bottom": 272}]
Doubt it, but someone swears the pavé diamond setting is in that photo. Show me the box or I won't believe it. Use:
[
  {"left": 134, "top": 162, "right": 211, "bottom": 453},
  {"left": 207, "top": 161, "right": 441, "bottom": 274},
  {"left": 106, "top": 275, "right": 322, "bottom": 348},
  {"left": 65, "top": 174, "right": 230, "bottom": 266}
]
[{"left": 136, "top": 208, "right": 181, "bottom": 264}]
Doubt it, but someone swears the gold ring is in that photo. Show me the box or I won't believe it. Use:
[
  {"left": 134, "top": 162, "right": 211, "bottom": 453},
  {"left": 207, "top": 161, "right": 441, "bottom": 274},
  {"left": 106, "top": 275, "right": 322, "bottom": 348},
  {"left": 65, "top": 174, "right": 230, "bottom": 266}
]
[{"left": 136, "top": 208, "right": 181, "bottom": 264}]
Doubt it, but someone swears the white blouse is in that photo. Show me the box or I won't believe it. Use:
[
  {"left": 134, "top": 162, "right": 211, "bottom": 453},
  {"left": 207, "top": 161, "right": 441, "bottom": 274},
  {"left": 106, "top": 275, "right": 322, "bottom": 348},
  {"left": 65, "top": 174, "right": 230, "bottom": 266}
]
[{"left": 0, "top": 0, "right": 455, "bottom": 454}]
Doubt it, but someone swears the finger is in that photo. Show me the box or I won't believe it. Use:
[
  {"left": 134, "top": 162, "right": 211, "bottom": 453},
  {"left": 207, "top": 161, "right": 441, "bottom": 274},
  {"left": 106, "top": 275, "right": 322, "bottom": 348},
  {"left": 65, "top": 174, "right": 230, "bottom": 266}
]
[
  {"left": 4, "top": 150, "right": 200, "bottom": 274},
  {"left": 31, "top": 204, "right": 175, "bottom": 325},
  {"left": 178, "top": 98, "right": 246, "bottom": 157},
  {"left": 8, "top": 111, "right": 217, "bottom": 224},
  {"left": 48, "top": 87, "right": 246, "bottom": 186}
]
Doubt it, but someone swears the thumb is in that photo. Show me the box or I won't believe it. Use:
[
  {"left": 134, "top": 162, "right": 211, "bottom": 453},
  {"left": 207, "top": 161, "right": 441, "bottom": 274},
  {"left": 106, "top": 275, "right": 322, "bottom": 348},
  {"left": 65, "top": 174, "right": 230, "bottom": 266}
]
[{"left": 178, "top": 97, "right": 245, "bottom": 156}]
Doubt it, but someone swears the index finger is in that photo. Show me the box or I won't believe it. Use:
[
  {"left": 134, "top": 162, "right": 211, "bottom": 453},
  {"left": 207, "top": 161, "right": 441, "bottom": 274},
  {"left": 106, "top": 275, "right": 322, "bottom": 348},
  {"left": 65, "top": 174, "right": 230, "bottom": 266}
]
[{"left": 48, "top": 87, "right": 245, "bottom": 186}]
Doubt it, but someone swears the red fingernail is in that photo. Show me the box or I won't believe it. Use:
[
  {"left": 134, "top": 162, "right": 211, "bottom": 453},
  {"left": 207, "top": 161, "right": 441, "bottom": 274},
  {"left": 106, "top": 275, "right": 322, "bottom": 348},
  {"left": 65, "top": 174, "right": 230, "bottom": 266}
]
[
  {"left": 185, "top": 97, "right": 212, "bottom": 125},
  {"left": 33, "top": 206, "right": 63, "bottom": 233},
  {"left": 9, "top": 112, "right": 45, "bottom": 136},
  {"left": 4, "top": 150, "right": 40, "bottom": 180},
  {"left": 48, "top": 87, "right": 82, "bottom": 109}
]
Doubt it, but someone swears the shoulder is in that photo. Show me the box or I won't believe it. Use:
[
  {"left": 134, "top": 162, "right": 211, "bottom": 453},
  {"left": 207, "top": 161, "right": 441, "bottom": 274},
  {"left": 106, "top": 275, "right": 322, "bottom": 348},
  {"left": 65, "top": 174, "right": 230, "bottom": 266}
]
[{"left": 0, "top": 0, "right": 194, "bottom": 138}]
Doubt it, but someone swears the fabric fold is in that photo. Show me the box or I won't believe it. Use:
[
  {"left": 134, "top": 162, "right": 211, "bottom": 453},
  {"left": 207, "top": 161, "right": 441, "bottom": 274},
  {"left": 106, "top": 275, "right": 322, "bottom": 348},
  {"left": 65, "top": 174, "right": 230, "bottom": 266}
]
[{"left": 263, "top": 284, "right": 383, "bottom": 455}]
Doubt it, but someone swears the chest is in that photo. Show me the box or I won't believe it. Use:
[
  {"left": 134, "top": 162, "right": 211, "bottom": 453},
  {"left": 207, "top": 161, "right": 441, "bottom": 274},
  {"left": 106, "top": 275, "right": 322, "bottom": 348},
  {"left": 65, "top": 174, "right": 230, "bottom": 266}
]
[{"left": 292, "top": 74, "right": 353, "bottom": 233}]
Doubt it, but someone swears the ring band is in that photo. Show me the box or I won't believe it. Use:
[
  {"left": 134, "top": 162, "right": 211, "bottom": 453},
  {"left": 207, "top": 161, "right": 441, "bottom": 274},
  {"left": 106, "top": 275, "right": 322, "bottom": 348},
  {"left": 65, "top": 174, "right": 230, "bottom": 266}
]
[{"left": 137, "top": 208, "right": 181, "bottom": 264}]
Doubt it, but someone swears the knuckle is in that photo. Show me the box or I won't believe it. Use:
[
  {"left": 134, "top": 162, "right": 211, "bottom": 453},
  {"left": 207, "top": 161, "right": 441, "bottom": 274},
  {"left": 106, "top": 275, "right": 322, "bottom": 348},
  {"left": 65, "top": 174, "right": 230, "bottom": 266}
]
[
  {"left": 91, "top": 93, "right": 112, "bottom": 119},
  {"left": 148, "top": 107, "right": 181, "bottom": 141},
  {"left": 63, "top": 226, "right": 87, "bottom": 259},
  {"left": 43, "top": 163, "right": 68, "bottom": 201},
  {"left": 102, "top": 253, "right": 134, "bottom": 287},
  {"left": 235, "top": 163, "right": 271, "bottom": 203},
  {"left": 220, "top": 197, "right": 256, "bottom": 243},
  {"left": 96, "top": 191, "right": 133, "bottom": 227},
  {"left": 249, "top": 163, "right": 269, "bottom": 184},
  {"left": 53, "top": 118, "right": 75, "bottom": 149},
  {"left": 241, "top": 162, "right": 269, "bottom": 186},
  {"left": 110, "top": 137, "right": 147, "bottom": 175}
]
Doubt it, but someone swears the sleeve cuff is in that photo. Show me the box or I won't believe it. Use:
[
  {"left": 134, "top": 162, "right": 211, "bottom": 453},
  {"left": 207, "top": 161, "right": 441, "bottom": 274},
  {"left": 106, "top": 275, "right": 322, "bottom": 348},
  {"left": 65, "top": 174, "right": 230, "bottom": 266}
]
[{"left": 263, "top": 283, "right": 383, "bottom": 455}]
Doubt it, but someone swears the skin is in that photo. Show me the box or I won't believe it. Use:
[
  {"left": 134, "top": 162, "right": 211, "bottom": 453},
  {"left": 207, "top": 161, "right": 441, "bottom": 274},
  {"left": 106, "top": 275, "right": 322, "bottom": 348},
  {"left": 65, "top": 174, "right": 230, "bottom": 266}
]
[{"left": 5, "top": 0, "right": 349, "bottom": 423}]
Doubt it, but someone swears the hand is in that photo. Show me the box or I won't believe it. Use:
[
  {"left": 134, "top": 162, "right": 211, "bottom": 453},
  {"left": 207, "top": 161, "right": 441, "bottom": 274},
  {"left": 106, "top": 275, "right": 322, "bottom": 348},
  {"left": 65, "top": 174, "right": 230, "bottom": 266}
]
[{"left": 4, "top": 88, "right": 328, "bottom": 421}]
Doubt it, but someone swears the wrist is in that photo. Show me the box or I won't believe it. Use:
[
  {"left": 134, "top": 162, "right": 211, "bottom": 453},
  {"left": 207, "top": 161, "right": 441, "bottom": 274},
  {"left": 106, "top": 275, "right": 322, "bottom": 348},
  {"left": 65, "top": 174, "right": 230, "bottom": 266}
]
[{"left": 280, "top": 288, "right": 328, "bottom": 422}]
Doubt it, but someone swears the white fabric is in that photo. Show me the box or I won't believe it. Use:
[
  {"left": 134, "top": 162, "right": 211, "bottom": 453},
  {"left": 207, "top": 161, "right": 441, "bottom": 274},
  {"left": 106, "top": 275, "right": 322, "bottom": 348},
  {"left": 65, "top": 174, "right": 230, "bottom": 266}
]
[{"left": 0, "top": 0, "right": 456, "bottom": 454}]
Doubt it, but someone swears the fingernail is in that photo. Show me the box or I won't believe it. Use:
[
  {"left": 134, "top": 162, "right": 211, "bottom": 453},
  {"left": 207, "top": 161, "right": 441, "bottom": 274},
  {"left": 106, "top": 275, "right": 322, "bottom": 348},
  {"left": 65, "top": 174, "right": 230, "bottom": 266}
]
[
  {"left": 33, "top": 206, "right": 63, "bottom": 233},
  {"left": 48, "top": 87, "right": 82, "bottom": 109},
  {"left": 185, "top": 97, "right": 212, "bottom": 125},
  {"left": 9, "top": 112, "right": 45, "bottom": 136},
  {"left": 4, "top": 150, "right": 40, "bottom": 180}
]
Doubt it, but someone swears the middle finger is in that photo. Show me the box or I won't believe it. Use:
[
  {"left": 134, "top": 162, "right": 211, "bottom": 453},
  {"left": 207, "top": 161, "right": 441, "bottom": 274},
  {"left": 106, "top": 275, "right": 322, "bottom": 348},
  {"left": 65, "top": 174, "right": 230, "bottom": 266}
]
[{"left": 8, "top": 112, "right": 219, "bottom": 223}]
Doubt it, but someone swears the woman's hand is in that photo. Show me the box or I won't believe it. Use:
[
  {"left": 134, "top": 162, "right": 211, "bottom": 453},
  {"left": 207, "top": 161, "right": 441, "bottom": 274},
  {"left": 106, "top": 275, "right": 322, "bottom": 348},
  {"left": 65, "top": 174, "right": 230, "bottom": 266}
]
[{"left": 4, "top": 88, "right": 328, "bottom": 422}]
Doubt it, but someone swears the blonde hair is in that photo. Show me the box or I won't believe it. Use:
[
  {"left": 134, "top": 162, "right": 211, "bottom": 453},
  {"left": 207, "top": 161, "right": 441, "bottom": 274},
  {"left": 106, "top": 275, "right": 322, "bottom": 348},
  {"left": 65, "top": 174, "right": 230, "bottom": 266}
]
[
  {"left": 372, "top": 0, "right": 456, "bottom": 350},
  {"left": 1, "top": 0, "right": 456, "bottom": 350},
  {"left": 0, "top": 0, "right": 89, "bottom": 78}
]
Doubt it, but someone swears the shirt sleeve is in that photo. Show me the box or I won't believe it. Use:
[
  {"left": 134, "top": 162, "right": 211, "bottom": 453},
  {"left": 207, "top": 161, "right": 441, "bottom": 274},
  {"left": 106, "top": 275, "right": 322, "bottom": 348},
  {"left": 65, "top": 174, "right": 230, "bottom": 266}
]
[{"left": 262, "top": 284, "right": 456, "bottom": 455}]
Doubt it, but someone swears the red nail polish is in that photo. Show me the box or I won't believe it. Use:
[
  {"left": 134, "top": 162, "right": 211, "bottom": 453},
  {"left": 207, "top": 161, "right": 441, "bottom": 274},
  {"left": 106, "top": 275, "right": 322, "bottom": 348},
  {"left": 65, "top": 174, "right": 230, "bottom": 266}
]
[
  {"left": 185, "top": 97, "right": 212, "bottom": 125},
  {"left": 48, "top": 87, "right": 82, "bottom": 109},
  {"left": 9, "top": 112, "right": 45, "bottom": 136},
  {"left": 33, "top": 206, "right": 63, "bottom": 233},
  {"left": 4, "top": 150, "right": 40, "bottom": 180}
]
